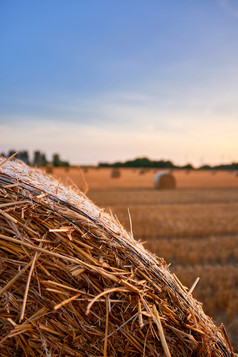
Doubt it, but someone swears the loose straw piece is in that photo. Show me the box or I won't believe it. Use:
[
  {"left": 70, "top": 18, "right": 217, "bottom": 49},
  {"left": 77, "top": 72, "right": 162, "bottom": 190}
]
[
  {"left": 104, "top": 296, "right": 109, "bottom": 357},
  {"left": 0, "top": 234, "right": 82, "bottom": 264},
  {"left": 54, "top": 293, "right": 81, "bottom": 310},
  {"left": 220, "top": 324, "right": 235, "bottom": 356},
  {"left": 0, "top": 152, "right": 18, "bottom": 169},
  {"left": 152, "top": 305, "right": 171, "bottom": 357},
  {"left": 0, "top": 209, "right": 18, "bottom": 223},
  {"left": 49, "top": 228, "right": 71, "bottom": 232},
  {"left": 103, "top": 312, "right": 139, "bottom": 341},
  {"left": 86, "top": 287, "right": 129, "bottom": 315},
  {"left": 0, "top": 261, "right": 32, "bottom": 297},
  {"left": 19, "top": 252, "right": 38, "bottom": 322},
  {"left": 127, "top": 208, "right": 135, "bottom": 243},
  {"left": 138, "top": 297, "right": 144, "bottom": 328},
  {"left": 78, "top": 166, "right": 88, "bottom": 195},
  {"left": 0, "top": 200, "right": 30, "bottom": 208},
  {"left": 188, "top": 277, "right": 200, "bottom": 296},
  {"left": 3, "top": 183, "right": 19, "bottom": 188}
]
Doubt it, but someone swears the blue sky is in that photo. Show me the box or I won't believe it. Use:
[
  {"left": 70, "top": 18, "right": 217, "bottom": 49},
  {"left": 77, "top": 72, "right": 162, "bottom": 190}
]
[{"left": 1, "top": 0, "right": 238, "bottom": 166}]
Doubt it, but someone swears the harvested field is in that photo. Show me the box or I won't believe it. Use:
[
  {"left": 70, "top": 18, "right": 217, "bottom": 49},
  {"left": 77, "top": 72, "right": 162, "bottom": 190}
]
[
  {"left": 51, "top": 167, "right": 238, "bottom": 191},
  {"left": 51, "top": 167, "right": 238, "bottom": 351}
]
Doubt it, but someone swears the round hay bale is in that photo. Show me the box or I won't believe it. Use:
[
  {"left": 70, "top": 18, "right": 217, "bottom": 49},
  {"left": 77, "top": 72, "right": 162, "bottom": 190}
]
[
  {"left": 110, "top": 167, "right": 121, "bottom": 178},
  {"left": 154, "top": 171, "right": 176, "bottom": 190},
  {"left": 0, "top": 159, "right": 235, "bottom": 356},
  {"left": 45, "top": 163, "right": 53, "bottom": 174},
  {"left": 138, "top": 167, "right": 145, "bottom": 175}
]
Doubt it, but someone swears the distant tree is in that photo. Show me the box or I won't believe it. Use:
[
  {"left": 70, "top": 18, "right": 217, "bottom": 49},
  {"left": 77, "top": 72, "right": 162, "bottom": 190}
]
[
  {"left": 53, "top": 153, "right": 61, "bottom": 167},
  {"left": 41, "top": 153, "right": 48, "bottom": 166},
  {"left": 33, "top": 151, "right": 42, "bottom": 166},
  {"left": 113, "top": 161, "right": 123, "bottom": 167},
  {"left": 98, "top": 162, "right": 110, "bottom": 167},
  {"left": 232, "top": 162, "right": 238, "bottom": 170},
  {"left": 18, "top": 151, "right": 30, "bottom": 165},
  {"left": 214, "top": 162, "right": 238, "bottom": 170},
  {"left": 7, "top": 150, "right": 30, "bottom": 164},
  {"left": 182, "top": 163, "right": 194, "bottom": 170},
  {"left": 199, "top": 164, "right": 212, "bottom": 170},
  {"left": 99, "top": 157, "right": 176, "bottom": 169},
  {"left": 52, "top": 153, "right": 69, "bottom": 167},
  {"left": 60, "top": 161, "right": 70, "bottom": 167},
  {"left": 8, "top": 150, "right": 17, "bottom": 158},
  {"left": 33, "top": 151, "right": 48, "bottom": 166}
]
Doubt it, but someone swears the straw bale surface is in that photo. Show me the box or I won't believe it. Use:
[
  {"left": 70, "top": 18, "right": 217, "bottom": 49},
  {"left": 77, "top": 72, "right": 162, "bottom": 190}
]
[{"left": 0, "top": 158, "right": 235, "bottom": 356}]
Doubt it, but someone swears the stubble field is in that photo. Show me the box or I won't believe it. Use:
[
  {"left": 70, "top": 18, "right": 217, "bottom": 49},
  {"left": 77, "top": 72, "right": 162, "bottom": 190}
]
[{"left": 51, "top": 167, "right": 238, "bottom": 350}]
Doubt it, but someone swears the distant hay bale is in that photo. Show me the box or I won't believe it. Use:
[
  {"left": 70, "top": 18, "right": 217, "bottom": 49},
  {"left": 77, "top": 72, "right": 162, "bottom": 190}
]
[
  {"left": 138, "top": 167, "right": 145, "bottom": 175},
  {"left": 154, "top": 171, "right": 176, "bottom": 190},
  {"left": 45, "top": 163, "right": 53, "bottom": 174},
  {"left": 0, "top": 159, "right": 235, "bottom": 356},
  {"left": 110, "top": 167, "right": 121, "bottom": 178}
]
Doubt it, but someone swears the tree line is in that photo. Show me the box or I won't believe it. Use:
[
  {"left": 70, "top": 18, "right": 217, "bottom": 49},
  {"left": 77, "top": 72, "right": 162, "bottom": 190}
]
[
  {"left": 99, "top": 157, "right": 193, "bottom": 169},
  {"left": 99, "top": 157, "right": 238, "bottom": 170},
  {"left": 1, "top": 150, "right": 70, "bottom": 167}
]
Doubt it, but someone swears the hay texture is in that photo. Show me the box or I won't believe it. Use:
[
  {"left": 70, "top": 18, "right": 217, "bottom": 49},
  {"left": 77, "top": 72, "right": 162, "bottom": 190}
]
[
  {"left": 110, "top": 168, "right": 121, "bottom": 179},
  {"left": 0, "top": 158, "right": 235, "bottom": 357},
  {"left": 154, "top": 171, "right": 176, "bottom": 190}
]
